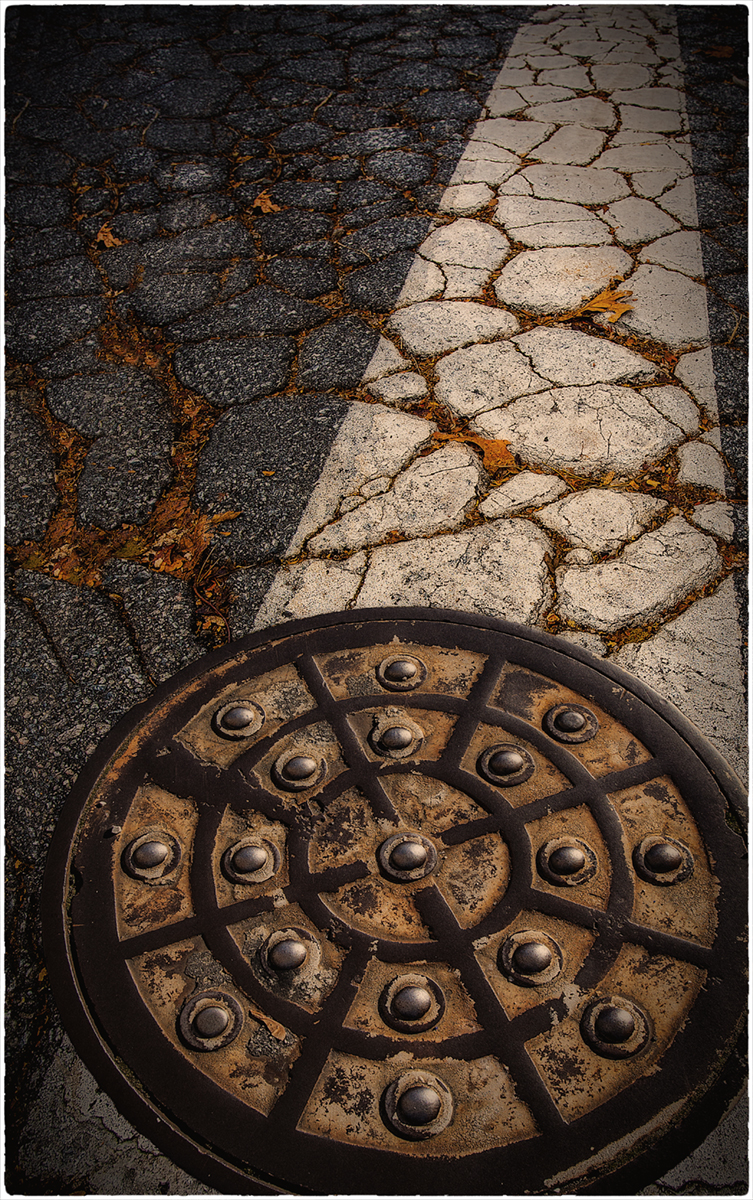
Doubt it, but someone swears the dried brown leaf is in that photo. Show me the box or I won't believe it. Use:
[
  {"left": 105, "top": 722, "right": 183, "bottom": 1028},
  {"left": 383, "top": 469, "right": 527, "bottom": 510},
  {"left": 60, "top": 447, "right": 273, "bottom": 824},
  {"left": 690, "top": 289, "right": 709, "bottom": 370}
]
[
  {"left": 578, "top": 285, "right": 633, "bottom": 324},
  {"left": 431, "top": 431, "right": 516, "bottom": 474},
  {"left": 95, "top": 223, "right": 123, "bottom": 248},
  {"left": 251, "top": 191, "right": 281, "bottom": 213}
]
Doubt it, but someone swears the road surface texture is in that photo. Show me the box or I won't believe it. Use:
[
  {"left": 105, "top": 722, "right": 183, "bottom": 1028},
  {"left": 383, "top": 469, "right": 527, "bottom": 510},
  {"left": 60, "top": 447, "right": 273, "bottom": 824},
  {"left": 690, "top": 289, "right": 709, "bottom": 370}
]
[{"left": 5, "top": 3, "right": 747, "bottom": 1195}]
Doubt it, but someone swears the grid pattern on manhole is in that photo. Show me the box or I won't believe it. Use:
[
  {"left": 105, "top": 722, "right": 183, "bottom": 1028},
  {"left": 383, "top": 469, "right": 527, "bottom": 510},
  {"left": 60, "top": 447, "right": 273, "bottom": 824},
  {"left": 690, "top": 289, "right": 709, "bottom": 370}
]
[{"left": 47, "top": 614, "right": 746, "bottom": 1195}]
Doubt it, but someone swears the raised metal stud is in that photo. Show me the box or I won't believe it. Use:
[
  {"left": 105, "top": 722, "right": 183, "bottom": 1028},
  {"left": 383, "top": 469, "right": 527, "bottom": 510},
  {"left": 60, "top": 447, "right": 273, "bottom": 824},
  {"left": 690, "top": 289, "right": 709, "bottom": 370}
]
[
  {"left": 385, "top": 659, "right": 417, "bottom": 682},
  {"left": 478, "top": 742, "right": 535, "bottom": 787},
  {"left": 213, "top": 699, "right": 264, "bottom": 740},
  {"left": 222, "top": 836, "right": 281, "bottom": 885},
  {"left": 376, "top": 654, "right": 427, "bottom": 692},
  {"left": 644, "top": 842, "right": 682, "bottom": 872},
  {"left": 581, "top": 995, "right": 651, "bottom": 1059},
  {"left": 499, "top": 929, "right": 563, "bottom": 987},
  {"left": 272, "top": 750, "right": 325, "bottom": 792},
  {"left": 379, "top": 974, "right": 446, "bottom": 1033},
  {"left": 555, "top": 710, "right": 586, "bottom": 732},
  {"left": 537, "top": 837, "right": 597, "bottom": 887},
  {"left": 234, "top": 845, "right": 269, "bottom": 873},
  {"left": 378, "top": 832, "right": 437, "bottom": 882},
  {"left": 544, "top": 703, "right": 599, "bottom": 744},
  {"left": 369, "top": 710, "right": 425, "bottom": 759},
  {"left": 132, "top": 840, "right": 169, "bottom": 869},
  {"left": 549, "top": 845, "right": 586, "bottom": 875},
  {"left": 595, "top": 1005, "right": 635, "bottom": 1044},
  {"left": 179, "top": 990, "right": 243, "bottom": 1052},
  {"left": 382, "top": 1070, "right": 453, "bottom": 1140},
  {"left": 490, "top": 749, "right": 525, "bottom": 773},
  {"left": 282, "top": 755, "right": 317, "bottom": 780},
  {"left": 122, "top": 830, "right": 180, "bottom": 882},
  {"left": 268, "top": 938, "right": 308, "bottom": 971},
  {"left": 260, "top": 928, "right": 319, "bottom": 980},
  {"left": 193, "top": 1005, "right": 230, "bottom": 1039},
  {"left": 389, "top": 840, "right": 427, "bottom": 871},
  {"left": 398, "top": 1085, "right": 442, "bottom": 1125},
  {"left": 393, "top": 985, "right": 433, "bottom": 1020},
  {"left": 512, "top": 941, "right": 552, "bottom": 975},
  {"left": 633, "top": 835, "right": 694, "bottom": 886},
  {"left": 380, "top": 726, "right": 414, "bottom": 751}
]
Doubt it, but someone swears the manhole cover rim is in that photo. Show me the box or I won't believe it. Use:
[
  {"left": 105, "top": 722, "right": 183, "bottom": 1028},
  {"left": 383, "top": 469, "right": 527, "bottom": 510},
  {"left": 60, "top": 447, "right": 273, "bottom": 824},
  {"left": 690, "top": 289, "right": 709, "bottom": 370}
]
[{"left": 42, "top": 607, "right": 747, "bottom": 1196}]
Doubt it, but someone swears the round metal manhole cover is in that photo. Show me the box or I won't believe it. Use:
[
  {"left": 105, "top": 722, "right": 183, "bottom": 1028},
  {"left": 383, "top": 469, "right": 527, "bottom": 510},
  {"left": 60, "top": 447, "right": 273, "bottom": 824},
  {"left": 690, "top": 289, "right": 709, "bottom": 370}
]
[{"left": 43, "top": 609, "right": 746, "bottom": 1194}]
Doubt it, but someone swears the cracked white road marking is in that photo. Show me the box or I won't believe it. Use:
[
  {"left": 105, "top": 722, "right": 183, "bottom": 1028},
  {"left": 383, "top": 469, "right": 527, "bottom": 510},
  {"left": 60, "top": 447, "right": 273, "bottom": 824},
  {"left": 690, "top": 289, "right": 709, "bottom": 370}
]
[{"left": 255, "top": 4, "right": 746, "bottom": 783}]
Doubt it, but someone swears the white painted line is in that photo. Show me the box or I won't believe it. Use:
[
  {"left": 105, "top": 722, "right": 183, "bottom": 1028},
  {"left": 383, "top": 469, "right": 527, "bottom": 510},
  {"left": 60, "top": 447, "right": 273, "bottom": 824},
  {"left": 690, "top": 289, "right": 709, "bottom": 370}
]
[{"left": 255, "top": 5, "right": 746, "bottom": 784}]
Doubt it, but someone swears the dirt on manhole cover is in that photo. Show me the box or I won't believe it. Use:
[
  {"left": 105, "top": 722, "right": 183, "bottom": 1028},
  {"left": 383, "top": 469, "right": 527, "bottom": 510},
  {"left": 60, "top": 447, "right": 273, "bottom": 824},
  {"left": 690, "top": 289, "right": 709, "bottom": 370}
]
[{"left": 43, "top": 609, "right": 747, "bottom": 1195}]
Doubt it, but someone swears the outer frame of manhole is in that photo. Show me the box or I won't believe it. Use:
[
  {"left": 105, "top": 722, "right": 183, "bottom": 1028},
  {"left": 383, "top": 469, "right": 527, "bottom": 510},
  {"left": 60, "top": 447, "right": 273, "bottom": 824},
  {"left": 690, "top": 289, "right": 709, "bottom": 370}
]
[{"left": 42, "top": 608, "right": 747, "bottom": 1196}]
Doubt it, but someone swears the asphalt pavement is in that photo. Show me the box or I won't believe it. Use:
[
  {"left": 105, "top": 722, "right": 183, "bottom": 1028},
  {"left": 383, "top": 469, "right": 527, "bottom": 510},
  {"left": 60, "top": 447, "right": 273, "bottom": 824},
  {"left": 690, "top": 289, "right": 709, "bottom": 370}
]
[{"left": 5, "top": 3, "right": 748, "bottom": 1194}]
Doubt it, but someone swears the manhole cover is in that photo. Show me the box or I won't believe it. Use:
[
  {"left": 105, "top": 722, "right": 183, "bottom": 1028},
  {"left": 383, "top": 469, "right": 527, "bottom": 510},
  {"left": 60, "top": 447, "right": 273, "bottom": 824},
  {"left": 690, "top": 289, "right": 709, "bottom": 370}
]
[{"left": 43, "top": 609, "right": 746, "bottom": 1194}]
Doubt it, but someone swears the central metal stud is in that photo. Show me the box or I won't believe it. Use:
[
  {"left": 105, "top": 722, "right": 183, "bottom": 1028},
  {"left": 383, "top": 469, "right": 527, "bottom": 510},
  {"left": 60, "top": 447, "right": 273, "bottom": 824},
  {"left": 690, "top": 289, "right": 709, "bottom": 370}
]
[
  {"left": 397, "top": 1085, "right": 442, "bottom": 1125},
  {"left": 213, "top": 699, "right": 264, "bottom": 740},
  {"left": 544, "top": 702, "right": 599, "bottom": 744},
  {"left": 581, "top": 995, "right": 651, "bottom": 1059},
  {"left": 383, "top": 1071, "right": 453, "bottom": 1139},
  {"left": 179, "top": 991, "right": 243, "bottom": 1052},
  {"left": 595, "top": 1005, "right": 635, "bottom": 1044},
  {"left": 378, "top": 832, "right": 437, "bottom": 881},
  {"left": 380, "top": 974, "right": 445, "bottom": 1033},
  {"left": 380, "top": 725, "right": 414, "bottom": 751},
  {"left": 393, "top": 985, "right": 433, "bottom": 1020},
  {"left": 132, "top": 840, "right": 169, "bottom": 869},
  {"left": 644, "top": 842, "right": 683, "bottom": 873},
  {"left": 377, "top": 654, "right": 427, "bottom": 691},
  {"left": 512, "top": 942, "right": 552, "bottom": 975},
  {"left": 478, "top": 742, "right": 535, "bottom": 787},
  {"left": 222, "top": 837, "right": 281, "bottom": 885},
  {"left": 537, "top": 838, "right": 597, "bottom": 887},
  {"left": 633, "top": 835, "right": 694, "bottom": 886},
  {"left": 268, "top": 938, "right": 308, "bottom": 971},
  {"left": 549, "top": 846, "right": 586, "bottom": 875},
  {"left": 233, "top": 845, "right": 269, "bottom": 874},
  {"left": 490, "top": 749, "right": 525, "bottom": 774},
  {"left": 554, "top": 710, "right": 586, "bottom": 732},
  {"left": 122, "top": 831, "right": 181, "bottom": 882},
  {"left": 223, "top": 706, "right": 258, "bottom": 729},
  {"left": 193, "top": 1005, "right": 230, "bottom": 1039},
  {"left": 283, "top": 755, "right": 317, "bottom": 780},
  {"left": 385, "top": 660, "right": 417, "bottom": 682},
  {"left": 389, "top": 840, "right": 427, "bottom": 871},
  {"left": 272, "top": 750, "right": 326, "bottom": 792},
  {"left": 499, "top": 929, "right": 563, "bottom": 987}
]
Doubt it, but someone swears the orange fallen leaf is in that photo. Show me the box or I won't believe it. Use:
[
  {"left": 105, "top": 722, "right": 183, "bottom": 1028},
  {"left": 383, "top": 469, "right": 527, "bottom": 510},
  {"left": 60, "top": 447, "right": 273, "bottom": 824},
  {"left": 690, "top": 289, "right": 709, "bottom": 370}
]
[
  {"left": 431, "top": 431, "right": 516, "bottom": 474},
  {"left": 577, "top": 284, "right": 633, "bottom": 323},
  {"left": 261, "top": 470, "right": 276, "bottom": 476},
  {"left": 248, "top": 1003, "right": 286, "bottom": 1041},
  {"left": 697, "top": 45, "right": 734, "bottom": 58},
  {"left": 209, "top": 509, "right": 242, "bottom": 525},
  {"left": 250, "top": 191, "right": 281, "bottom": 213},
  {"left": 95, "top": 223, "right": 123, "bottom": 248}
]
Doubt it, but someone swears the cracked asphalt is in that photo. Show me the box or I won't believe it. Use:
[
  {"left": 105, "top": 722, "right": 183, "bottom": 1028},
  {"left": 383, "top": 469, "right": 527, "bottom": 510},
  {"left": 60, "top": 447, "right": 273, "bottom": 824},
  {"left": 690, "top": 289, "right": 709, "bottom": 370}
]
[{"left": 4, "top": 4, "right": 748, "bottom": 1195}]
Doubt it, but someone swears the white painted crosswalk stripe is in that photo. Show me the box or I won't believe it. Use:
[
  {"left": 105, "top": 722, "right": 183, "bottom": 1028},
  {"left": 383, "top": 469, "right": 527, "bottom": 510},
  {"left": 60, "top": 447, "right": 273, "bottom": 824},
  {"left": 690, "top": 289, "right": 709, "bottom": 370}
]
[{"left": 256, "top": 5, "right": 745, "bottom": 784}]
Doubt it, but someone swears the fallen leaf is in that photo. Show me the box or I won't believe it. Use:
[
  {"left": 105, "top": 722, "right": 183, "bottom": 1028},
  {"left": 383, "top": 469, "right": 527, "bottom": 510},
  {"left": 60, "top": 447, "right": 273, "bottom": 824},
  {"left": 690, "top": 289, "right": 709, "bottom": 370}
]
[
  {"left": 697, "top": 45, "right": 734, "bottom": 58},
  {"left": 95, "top": 223, "right": 123, "bottom": 248},
  {"left": 209, "top": 509, "right": 242, "bottom": 525},
  {"left": 261, "top": 469, "right": 276, "bottom": 476},
  {"left": 250, "top": 191, "right": 281, "bottom": 213},
  {"left": 247, "top": 1002, "right": 286, "bottom": 1041},
  {"left": 431, "top": 431, "right": 516, "bottom": 474},
  {"left": 576, "top": 284, "right": 633, "bottom": 324}
]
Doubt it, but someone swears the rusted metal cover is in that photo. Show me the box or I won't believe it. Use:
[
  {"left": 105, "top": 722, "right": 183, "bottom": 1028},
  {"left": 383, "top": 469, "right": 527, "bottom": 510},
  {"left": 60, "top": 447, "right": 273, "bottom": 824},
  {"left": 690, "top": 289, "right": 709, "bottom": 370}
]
[{"left": 43, "top": 609, "right": 747, "bottom": 1194}]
